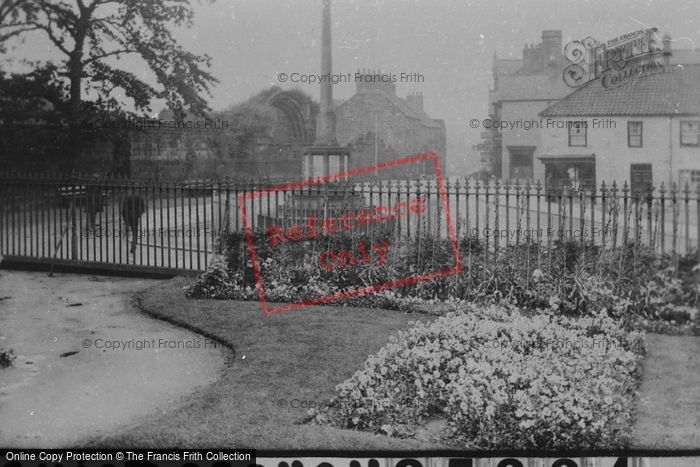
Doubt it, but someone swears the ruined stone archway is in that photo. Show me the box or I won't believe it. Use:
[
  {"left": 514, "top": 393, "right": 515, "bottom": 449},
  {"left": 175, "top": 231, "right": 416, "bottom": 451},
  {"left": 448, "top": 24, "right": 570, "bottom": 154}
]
[{"left": 268, "top": 90, "right": 316, "bottom": 144}]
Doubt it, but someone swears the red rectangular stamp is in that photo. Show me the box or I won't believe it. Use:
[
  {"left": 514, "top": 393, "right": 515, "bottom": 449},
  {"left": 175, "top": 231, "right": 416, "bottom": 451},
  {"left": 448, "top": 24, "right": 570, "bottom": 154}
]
[{"left": 238, "top": 152, "right": 462, "bottom": 315}]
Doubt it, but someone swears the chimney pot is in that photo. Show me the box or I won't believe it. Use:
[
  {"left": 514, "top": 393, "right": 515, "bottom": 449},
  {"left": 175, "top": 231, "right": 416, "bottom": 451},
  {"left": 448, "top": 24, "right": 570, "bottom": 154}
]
[{"left": 663, "top": 33, "right": 672, "bottom": 67}]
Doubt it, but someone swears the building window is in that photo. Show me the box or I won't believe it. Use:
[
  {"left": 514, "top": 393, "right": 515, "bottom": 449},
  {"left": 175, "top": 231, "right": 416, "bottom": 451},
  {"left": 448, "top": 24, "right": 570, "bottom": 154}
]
[
  {"left": 628, "top": 121, "right": 643, "bottom": 147},
  {"left": 679, "top": 170, "right": 700, "bottom": 188},
  {"left": 568, "top": 123, "right": 586, "bottom": 147},
  {"left": 680, "top": 120, "right": 700, "bottom": 146}
]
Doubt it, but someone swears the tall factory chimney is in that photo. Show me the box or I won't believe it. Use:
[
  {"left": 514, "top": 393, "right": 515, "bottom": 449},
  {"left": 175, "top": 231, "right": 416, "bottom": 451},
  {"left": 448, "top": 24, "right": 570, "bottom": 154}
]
[{"left": 314, "top": 0, "right": 337, "bottom": 146}]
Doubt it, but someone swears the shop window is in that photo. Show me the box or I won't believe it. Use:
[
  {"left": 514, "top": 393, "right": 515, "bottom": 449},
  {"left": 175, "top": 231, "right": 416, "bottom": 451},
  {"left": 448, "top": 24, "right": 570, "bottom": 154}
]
[{"left": 508, "top": 146, "right": 535, "bottom": 179}]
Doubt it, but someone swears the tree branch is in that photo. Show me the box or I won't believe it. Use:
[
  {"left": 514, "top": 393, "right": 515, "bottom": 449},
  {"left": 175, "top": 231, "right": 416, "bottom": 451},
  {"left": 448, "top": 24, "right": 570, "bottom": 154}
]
[
  {"left": 0, "top": 25, "right": 39, "bottom": 42},
  {"left": 83, "top": 48, "right": 138, "bottom": 65},
  {"left": 31, "top": 20, "right": 70, "bottom": 55}
]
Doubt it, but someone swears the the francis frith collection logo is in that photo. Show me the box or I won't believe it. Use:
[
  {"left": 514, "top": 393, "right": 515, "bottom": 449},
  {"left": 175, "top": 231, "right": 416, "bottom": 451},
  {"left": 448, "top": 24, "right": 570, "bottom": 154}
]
[{"left": 563, "top": 27, "right": 667, "bottom": 89}]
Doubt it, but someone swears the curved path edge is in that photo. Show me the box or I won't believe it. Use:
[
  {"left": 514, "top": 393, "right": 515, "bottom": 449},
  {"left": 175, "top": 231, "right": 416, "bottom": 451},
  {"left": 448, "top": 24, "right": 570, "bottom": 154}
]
[{"left": 0, "top": 270, "right": 226, "bottom": 448}]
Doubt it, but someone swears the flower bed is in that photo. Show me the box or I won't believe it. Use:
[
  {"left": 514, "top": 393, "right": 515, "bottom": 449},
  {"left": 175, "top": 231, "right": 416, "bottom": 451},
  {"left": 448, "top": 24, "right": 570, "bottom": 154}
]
[
  {"left": 309, "top": 305, "right": 646, "bottom": 450},
  {"left": 188, "top": 230, "right": 700, "bottom": 333},
  {"left": 186, "top": 231, "right": 654, "bottom": 448},
  {"left": 185, "top": 251, "right": 446, "bottom": 313}
]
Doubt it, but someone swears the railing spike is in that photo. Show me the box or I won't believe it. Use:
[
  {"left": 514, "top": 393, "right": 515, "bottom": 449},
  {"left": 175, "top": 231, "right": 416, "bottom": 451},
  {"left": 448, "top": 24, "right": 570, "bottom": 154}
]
[{"left": 658, "top": 181, "right": 666, "bottom": 196}]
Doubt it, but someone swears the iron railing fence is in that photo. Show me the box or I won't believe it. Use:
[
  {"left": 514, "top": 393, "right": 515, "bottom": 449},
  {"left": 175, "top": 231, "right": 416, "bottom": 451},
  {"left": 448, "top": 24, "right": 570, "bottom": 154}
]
[{"left": 1, "top": 173, "right": 699, "bottom": 273}]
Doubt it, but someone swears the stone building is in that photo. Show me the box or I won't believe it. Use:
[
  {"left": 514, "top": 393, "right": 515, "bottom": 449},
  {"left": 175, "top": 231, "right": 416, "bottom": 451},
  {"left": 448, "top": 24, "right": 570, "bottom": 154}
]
[
  {"left": 539, "top": 63, "right": 700, "bottom": 193},
  {"left": 486, "top": 30, "right": 571, "bottom": 180},
  {"left": 335, "top": 69, "right": 447, "bottom": 179},
  {"left": 485, "top": 30, "right": 700, "bottom": 183}
]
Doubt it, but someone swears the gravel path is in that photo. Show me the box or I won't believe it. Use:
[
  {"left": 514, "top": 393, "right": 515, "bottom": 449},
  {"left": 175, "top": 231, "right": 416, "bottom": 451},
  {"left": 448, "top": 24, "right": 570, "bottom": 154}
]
[{"left": 0, "top": 270, "right": 226, "bottom": 448}]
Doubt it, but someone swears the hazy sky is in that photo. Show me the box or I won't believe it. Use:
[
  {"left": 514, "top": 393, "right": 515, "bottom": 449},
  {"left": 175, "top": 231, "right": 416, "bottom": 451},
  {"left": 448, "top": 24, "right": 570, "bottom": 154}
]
[{"left": 4, "top": 0, "right": 700, "bottom": 174}]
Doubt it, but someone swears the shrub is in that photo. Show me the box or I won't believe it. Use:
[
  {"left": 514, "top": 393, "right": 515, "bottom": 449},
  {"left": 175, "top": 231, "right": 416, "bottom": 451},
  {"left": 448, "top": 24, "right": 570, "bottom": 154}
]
[
  {"left": 186, "top": 254, "right": 238, "bottom": 299},
  {"left": 0, "top": 347, "right": 16, "bottom": 369},
  {"left": 310, "top": 305, "right": 645, "bottom": 450}
]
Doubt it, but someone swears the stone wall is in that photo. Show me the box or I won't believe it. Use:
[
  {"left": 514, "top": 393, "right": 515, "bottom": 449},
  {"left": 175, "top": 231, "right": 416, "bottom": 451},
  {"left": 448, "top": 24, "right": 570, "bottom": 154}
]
[
  {"left": 0, "top": 124, "right": 113, "bottom": 173},
  {"left": 346, "top": 133, "right": 431, "bottom": 181}
]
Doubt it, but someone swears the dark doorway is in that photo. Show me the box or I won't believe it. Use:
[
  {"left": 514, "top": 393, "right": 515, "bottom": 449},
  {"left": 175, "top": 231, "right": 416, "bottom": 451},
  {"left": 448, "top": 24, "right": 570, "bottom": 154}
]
[{"left": 630, "top": 163, "right": 653, "bottom": 197}]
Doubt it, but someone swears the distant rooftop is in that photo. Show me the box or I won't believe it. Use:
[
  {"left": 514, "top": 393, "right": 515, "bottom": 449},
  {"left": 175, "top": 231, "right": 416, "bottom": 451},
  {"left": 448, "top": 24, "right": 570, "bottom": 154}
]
[{"left": 496, "top": 72, "right": 573, "bottom": 101}]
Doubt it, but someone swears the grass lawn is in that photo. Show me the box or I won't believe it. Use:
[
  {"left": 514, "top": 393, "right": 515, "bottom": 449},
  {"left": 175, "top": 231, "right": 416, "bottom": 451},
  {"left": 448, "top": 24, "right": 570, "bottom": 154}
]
[
  {"left": 80, "top": 276, "right": 700, "bottom": 451},
  {"left": 82, "top": 277, "right": 450, "bottom": 451},
  {"left": 630, "top": 333, "right": 700, "bottom": 449}
]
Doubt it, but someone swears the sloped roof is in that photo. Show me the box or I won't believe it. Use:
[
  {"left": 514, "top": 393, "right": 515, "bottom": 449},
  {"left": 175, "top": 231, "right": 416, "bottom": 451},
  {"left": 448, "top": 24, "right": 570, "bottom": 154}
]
[
  {"left": 403, "top": 98, "right": 443, "bottom": 129},
  {"left": 382, "top": 91, "right": 421, "bottom": 121},
  {"left": 339, "top": 90, "right": 442, "bottom": 129},
  {"left": 540, "top": 64, "right": 700, "bottom": 117},
  {"left": 497, "top": 72, "right": 573, "bottom": 101},
  {"left": 670, "top": 48, "right": 700, "bottom": 65},
  {"left": 494, "top": 58, "right": 523, "bottom": 77}
]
